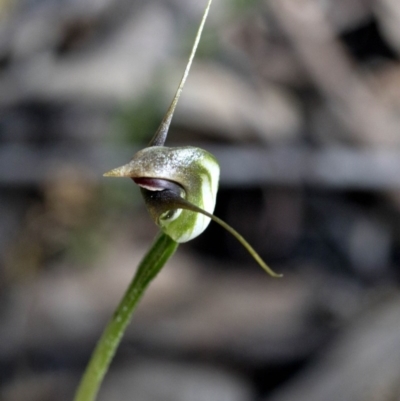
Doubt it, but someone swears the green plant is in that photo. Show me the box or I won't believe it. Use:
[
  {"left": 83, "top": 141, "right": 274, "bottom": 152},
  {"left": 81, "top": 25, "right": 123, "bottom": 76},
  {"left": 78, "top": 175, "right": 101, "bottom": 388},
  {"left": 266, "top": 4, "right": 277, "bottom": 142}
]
[{"left": 73, "top": 1, "right": 281, "bottom": 399}]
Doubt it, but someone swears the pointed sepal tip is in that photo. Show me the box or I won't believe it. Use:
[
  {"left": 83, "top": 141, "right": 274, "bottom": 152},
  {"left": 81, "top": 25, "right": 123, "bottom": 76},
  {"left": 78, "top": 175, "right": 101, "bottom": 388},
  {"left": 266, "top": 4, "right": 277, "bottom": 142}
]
[{"left": 103, "top": 164, "right": 130, "bottom": 177}]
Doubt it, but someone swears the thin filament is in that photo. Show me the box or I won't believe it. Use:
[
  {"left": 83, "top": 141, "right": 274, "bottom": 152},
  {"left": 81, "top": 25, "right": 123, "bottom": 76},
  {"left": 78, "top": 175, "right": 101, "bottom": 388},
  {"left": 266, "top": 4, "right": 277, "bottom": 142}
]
[
  {"left": 149, "top": 0, "right": 213, "bottom": 146},
  {"left": 159, "top": 191, "right": 283, "bottom": 278}
]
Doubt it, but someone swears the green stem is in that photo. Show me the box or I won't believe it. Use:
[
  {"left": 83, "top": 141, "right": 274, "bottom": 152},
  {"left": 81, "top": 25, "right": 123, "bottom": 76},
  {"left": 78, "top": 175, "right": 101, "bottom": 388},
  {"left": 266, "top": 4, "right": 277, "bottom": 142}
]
[{"left": 73, "top": 232, "right": 179, "bottom": 401}]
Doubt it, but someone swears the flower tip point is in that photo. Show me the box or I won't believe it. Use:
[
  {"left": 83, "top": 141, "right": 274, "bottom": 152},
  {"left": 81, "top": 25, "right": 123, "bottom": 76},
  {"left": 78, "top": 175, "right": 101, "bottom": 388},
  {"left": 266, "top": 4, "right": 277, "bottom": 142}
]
[
  {"left": 103, "top": 163, "right": 132, "bottom": 177},
  {"left": 103, "top": 170, "right": 115, "bottom": 177}
]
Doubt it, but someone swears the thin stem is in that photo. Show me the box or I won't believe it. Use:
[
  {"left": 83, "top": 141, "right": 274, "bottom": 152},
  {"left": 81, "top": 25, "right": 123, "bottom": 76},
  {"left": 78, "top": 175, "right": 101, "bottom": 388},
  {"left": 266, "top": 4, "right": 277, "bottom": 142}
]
[
  {"left": 149, "top": 0, "right": 213, "bottom": 146},
  {"left": 73, "top": 232, "right": 179, "bottom": 401}
]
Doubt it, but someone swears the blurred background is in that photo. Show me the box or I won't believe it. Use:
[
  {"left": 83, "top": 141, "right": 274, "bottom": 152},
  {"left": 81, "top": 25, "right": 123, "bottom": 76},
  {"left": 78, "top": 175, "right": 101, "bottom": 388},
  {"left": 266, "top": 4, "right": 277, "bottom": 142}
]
[{"left": 1, "top": 0, "right": 400, "bottom": 400}]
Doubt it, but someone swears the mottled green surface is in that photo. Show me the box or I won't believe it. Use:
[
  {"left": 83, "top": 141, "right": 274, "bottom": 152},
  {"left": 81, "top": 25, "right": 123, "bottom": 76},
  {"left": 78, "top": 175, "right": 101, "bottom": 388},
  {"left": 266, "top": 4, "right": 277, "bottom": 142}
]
[{"left": 105, "top": 146, "right": 220, "bottom": 243}]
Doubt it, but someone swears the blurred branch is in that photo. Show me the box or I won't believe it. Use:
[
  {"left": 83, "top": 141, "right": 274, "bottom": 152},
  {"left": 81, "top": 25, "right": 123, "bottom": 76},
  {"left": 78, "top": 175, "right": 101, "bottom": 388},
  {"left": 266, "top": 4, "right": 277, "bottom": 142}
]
[
  {"left": 268, "top": 0, "right": 400, "bottom": 146},
  {"left": 3, "top": 143, "right": 400, "bottom": 189}
]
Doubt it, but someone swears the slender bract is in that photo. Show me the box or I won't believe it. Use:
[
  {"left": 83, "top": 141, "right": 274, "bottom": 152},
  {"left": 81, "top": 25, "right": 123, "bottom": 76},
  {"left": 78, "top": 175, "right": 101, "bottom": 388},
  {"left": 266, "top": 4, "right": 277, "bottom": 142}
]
[{"left": 148, "top": 0, "right": 213, "bottom": 147}]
